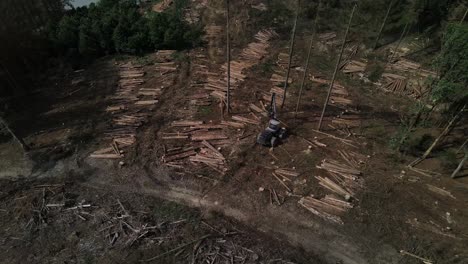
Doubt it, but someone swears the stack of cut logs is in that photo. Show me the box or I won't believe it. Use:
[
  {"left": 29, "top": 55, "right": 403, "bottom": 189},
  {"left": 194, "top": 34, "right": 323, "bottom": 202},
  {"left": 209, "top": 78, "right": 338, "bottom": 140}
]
[
  {"left": 188, "top": 52, "right": 212, "bottom": 111},
  {"left": 207, "top": 29, "right": 277, "bottom": 102},
  {"left": 184, "top": 0, "right": 207, "bottom": 24},
  {"left": 317, "top": 32, "right": 338, "bottom": 46},
  {"left": 387, "top": 58, "right": 421, "bottom": 71},
  {"left": 153, "top": 0, "right": 173, "bottom": 12},
  {"left": 265, "top": 50, "right": 298, "bottom": 105},
  {"left": 299, "top": 154, "right": 366, "bottom": 224},
  {"left": 330, "top": 115, "right": 361, "bottom": 129},
  {"left": 299, "top": 195, "right": 352, "bottom": 225},
  {"left": 309, "top": 77, "right": 353, "bottom": 107},
  {"left": 91, "top": 52, "right": 178, "bottom": 160},
  {"left": 160, "top": 114, "right": 262, "bottom": 172},
  {"left": 161, "top": 120, "right": 230, "bottom": 173},
  {"left": 342, "top": 60, "right": 367, "bottom": 74},
  {"left": 381, "top": 59, "right": 436, "bottom": 99},
  {"left": 91, "top": 63, "right": 148, "bottom": 159},
  {"left": 204, "top": 25, "right": 223, "bottom": 42}
]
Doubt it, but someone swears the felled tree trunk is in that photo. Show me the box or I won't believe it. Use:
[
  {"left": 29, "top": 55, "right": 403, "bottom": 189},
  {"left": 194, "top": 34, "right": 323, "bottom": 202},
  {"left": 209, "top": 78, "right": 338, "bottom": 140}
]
[
  {"left": 451, "top": 152, "right": 467, "bottom": 179},
  {"left": 0, "top": 116, "right": 29, "bottom": 151}
]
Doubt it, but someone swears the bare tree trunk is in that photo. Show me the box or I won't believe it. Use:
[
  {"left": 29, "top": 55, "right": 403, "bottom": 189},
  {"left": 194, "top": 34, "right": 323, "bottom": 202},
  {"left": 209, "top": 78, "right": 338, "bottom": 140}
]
[
  {"left": 451, "top": 152, "right": 467, "bottom": 179},
  {"left": 225, "top": 0, "right": 231, "bottom": 114},
  {"left": 317, "top": 3, "right": 357, "bottom": 131},
  {"left": 373, "top": 0, "right": 395, "bottom": 50},
  {"left": 0, "top": 116, "right": 29, "bottom": 151},
  {"left": 411, "top": 105, "right": 466, "bottom": 166},
  {"left": 295, "top": 1, "right": 321, "bottom": 118},
  {"left": 280, "top": 0, "right": 300, "bottom": 108},
  {"left": 388, "top": 22, "right": 410, "bottom": 63},
  {"left": 457, "top": 139, "right": 468, "bottom": 154},
  {"left": 460, "top": 7, "right": 468, "bottom": 25}
]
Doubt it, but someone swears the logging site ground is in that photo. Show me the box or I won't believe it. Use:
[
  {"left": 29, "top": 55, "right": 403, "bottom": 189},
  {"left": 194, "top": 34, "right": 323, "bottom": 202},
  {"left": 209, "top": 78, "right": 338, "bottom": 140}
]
[{"left": 1, "top": 1, "right": 468, "bottom": 264}]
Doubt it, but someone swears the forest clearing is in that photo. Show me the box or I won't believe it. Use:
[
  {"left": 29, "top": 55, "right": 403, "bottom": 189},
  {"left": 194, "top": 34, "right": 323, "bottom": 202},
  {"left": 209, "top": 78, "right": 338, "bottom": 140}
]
[{"left": 0, "top": 0, "right": 467, "bottom": 263}]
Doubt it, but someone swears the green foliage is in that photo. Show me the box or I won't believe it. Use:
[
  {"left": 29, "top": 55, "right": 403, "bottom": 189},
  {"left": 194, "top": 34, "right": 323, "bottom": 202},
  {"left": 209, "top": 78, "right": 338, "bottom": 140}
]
[
  {"left": 400, "top": 133, "right": 434, "bottom": 155},
  {"left": 432, "top": 23, "right": 468, "bottom": 105},
  {"left": 49, "top": 0, "right": 202, "bottom": 59},
  {"left": 440, "top": 149, "right": 459, "bottom": 170},
  {"left": 367, "top": 63, "right": 384, "bottom": 82}
]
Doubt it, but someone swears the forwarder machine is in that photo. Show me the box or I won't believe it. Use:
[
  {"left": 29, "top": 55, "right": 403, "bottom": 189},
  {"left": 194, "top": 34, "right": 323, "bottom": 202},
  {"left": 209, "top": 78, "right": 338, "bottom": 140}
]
[{"left": 256, "top": 93, "right": 287, "bottom": 147}]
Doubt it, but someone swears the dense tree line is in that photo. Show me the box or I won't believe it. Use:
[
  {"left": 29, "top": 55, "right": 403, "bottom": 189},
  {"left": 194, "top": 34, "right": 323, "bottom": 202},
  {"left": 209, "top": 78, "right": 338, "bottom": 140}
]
[{"left": 47, "top": 0, "right": 203, "bottom": 60}]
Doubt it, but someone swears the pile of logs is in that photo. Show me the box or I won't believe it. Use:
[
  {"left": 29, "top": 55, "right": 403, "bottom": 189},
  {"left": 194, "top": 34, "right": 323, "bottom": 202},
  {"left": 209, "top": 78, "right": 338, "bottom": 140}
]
[
  {"left": 204, "top": 25, "right": 223, "bottom": 41},
  {"left": 310, "top": 77, "right": 353, "bottom": 107},
  {"left": 184, "top": 0, "right": 207, "bottom": 24},
  {"left": 161, "top": 120, "right": 230, "bottom": 173},
  {"left": 91, "top": 63, "right": 147, "bottom": 159},
  {"left": 318, "top": 32, "right": 338, "bottom": 46},
  {"left": 388, "top": 58, "right": 421, "bottom": 71},
  {"left": 155, "top": 50, "right": 176, "bottom": 61},
  {"left": 299, "top": 195, "right": 352, "bottom": 225},
  {"left": 187, "top": 52, "right": 212, "bottom": 111},
  {"left": 384, "top": 78, "right": 407, "bottom": 94},
  {"left": 153, "top": 0, "right": 173, "bottom": 12},
  {"left": 207, "top": 29, "right": 277, "bottom": 101},
  {"left": 189, "top": 141, "right": 227, "bottom": 174},
  {"left": 299, "top": 156, "right": 366, "bottom": 224},
  {"left": 342, "top": 60, "right": 367, "bottom": 74},
  {"left": 92, "top": 52, "right": 178, "bottom": 160}
]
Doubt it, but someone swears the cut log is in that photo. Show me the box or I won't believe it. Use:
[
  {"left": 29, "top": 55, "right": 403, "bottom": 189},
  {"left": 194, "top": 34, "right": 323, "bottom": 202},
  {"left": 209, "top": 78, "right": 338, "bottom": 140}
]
[
  {"left": 191, "top": 131, "right": 228, "bottom": 141},
  {"left": 172, "top": 120, "right": 204, "bottom": 127},
  {"left": 163, "top": 150, "right": 197, "bottom": 162},
  {"left": 135, "top": 100, "right": 158, "bottom": 105},
  {"left": 232, "top": 115, "right": 260, "bottom": 125},
  {"left": 90, "top": 153, "right": 123, "bottom": 159}
]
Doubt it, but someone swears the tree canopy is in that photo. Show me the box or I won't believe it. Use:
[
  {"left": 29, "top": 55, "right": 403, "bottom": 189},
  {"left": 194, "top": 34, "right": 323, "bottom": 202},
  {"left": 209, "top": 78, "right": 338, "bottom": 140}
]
[
  {"left": 48, "top": 0, "right": 203, "bottom": 59},
  {"left": 432, "top": 23, "right": 468, "bottom": 106}
]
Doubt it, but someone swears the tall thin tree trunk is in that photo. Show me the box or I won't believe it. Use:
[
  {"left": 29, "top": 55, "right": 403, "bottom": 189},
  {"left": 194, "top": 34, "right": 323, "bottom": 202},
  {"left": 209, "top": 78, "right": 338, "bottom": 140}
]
[
  {"left": 451, "top": 152, "right": 467, "bottom": 179},
  {"left": 295, "top": 1, "right": 321, "bottom": 118},
  {"left": 226, "top": 0, "right": 231, "bottom": 114},
  {"left": 317, "top": 3, "right": 357, "bottom": 131},
  {"left": 280, "top": 0, "right": 300, "bottom": 108},
  {"left": 460, "top": 7, "right": 468, "bottom": 24},
  {"left": 388, "top": 22, "right": 409, "bottom": 63},
  {"left": 457, "top": 139, "right": 468, "bottom": 154},
  {"left": 418, "top": 104, "right": 466, "bottom": 163},
  {"left": 0, "top": 116, "right": 29, "bottom": 151},
  {"left": 373, "top": 0, "right": 395, "bottom": 50}
]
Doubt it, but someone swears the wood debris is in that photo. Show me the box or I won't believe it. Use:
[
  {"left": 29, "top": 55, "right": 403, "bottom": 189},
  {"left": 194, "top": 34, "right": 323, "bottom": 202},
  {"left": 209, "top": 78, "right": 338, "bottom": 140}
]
[
  {"left": 426, "top": 184, "right": 456, "bottom": 200},
  {"left": 153, "top": 0, "right": 173, "bottom": 12},
  {"left": 191, "top": 131, "right": 228, "bottom": 141},
  {"left": 189, "top": 141, "right": 227, "bottom": 174},
  {"left": 317, "top": 159, "right": 362, "bottom": 180},
  {"left": 171, "top": 120, "right": 204, "bottom": 127},
  {"left": 275, "top": 169, "right": 299, "bottom": 178},
  {"left": 342, "top": 60, "right": 367, "bottom": 74},
  {"left": 232, "top": 115, "right": 260, "bottom": 125},
  {"left": 205, "top": 29, "right": 277, "bottom": 101},
  {"left": 315, "top": 176, "right": 353, "bottom": 199},
  {"left": 299, "top": 196, "right": 350, "bottom": 225}
]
